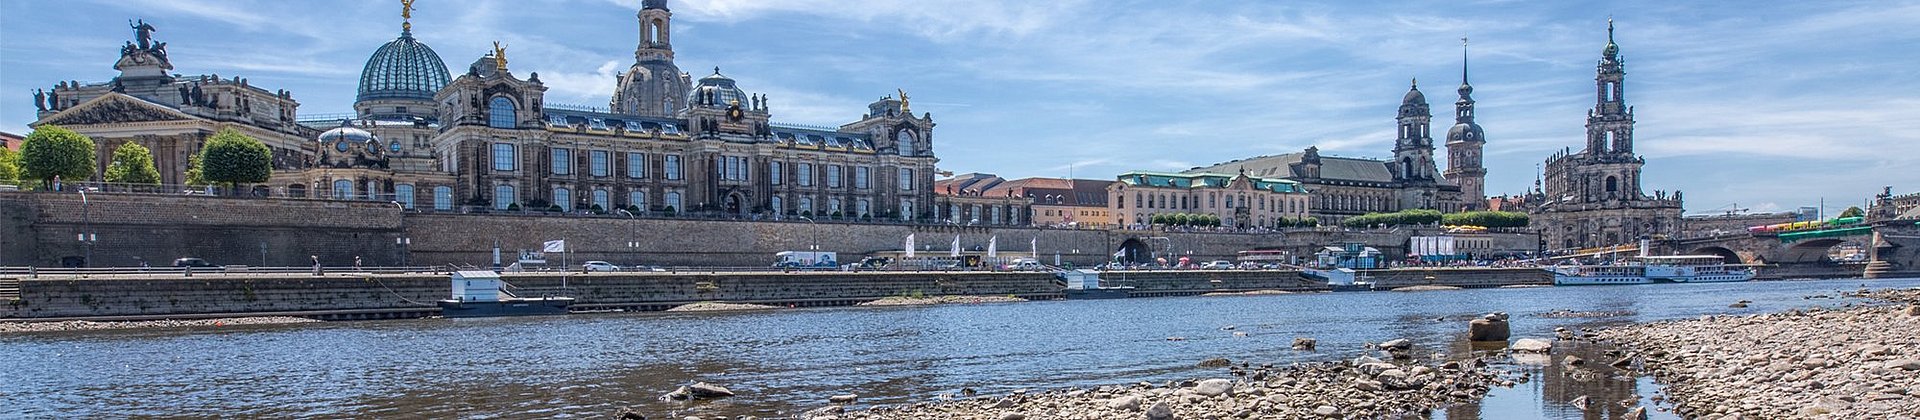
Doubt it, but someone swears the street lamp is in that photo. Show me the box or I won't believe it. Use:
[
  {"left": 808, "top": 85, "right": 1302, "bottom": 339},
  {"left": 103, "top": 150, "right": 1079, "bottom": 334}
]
[
  {"left": 617, "top": 208, "right": 637, "bottom": 265},
  {"left": 799, "top": 215, "right": 819, "bottom": 255},
  {"left": 79, "top": 189, "right": 94, "bottom": 267}
]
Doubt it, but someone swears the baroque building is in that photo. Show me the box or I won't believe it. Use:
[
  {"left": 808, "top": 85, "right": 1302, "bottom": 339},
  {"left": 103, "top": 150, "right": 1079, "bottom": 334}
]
[
  {"left": 1183, "top": 77, "right": 1477, "bottom": 225},
  {"left": 1525, "top": 20, "right": 1683, "bottom": 249},
  {"left": 1107, "top": 170, "right": 1311, "bottom": 229},
  {"left": 28, "top": 1, "right": 940, "bottom": 220},
  {"left": 1443, "top": 41, "right": 1488, "bottom": 210}
]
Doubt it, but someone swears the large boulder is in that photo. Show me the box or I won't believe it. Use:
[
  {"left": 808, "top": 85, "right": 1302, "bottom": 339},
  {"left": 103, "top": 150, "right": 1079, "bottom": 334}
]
[
  {"left": 1291, "top": 337, "right": 1317, "bottom": 351},
  {"left": 1145, "top": 402, "right": 1174, "bottom": 420},
  {"left": 1379, "top": 338, "right": 1412, "bottom": 351},
  {"left": 1468, "top": 314, "right": 1511, "bottom": 341},
  {"left": 1194, "top": 378, "right": 1233, "bottom": 397},
  {"left": 686, "top": 382, "right": 735, "bottom": 399}
]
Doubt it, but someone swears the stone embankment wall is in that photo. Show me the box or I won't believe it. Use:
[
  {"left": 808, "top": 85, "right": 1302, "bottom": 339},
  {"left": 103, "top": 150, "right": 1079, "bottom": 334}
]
[
  {"left": 0, "top": 271, "right": 1062, "bottom": 319},
  {"left": 1098, "top": 270, "right": 1328, "bottom": 296},
  {"left": 0, "top": 192, "right": 406, "bottom": 267}
]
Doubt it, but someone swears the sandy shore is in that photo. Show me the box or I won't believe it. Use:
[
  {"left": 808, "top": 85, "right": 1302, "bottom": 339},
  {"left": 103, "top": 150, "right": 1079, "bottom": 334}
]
[
  {"left": 1593, "top": 288, "right": 1920, "bottom": 419},
  {"left": 857, "top": 295, "right": 1027, "bottom": 306},
  {"left": 0, "top": 316, "right": 320, "bottom": 334}
]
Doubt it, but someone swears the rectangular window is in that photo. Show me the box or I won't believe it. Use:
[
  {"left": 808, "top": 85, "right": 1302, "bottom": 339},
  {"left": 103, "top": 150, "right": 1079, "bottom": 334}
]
[
  {"left": 591, "top": 150, "right": 610, "bottom": 177},
  {"left": 491, "top": 143, "right": 516, "bottom": 171},
  {"left": 395, "top": 184, "right": 415, "bottom": 209},
  {"left": 770, "top": 161, "right": 784, "bottom": 185},
  {"left": 898, "top": 168, "right": 913, "bottom": 191},
  {"left": 551, "top": 148, "right": 573, "bottom": 175},
  {"left": 433, "top": 186, "right": 452, "bottom": 211},
  {"left": 665, "top": 155, "right": 682, "bottom": 180},
  {"left": 854, "top": 167, "right": 870, "bottom": 189},
  {"left": 827, "top": 165, "right": 843, "bottom": 188},
  {"left": 627, "top": 152, "right": 647, "bottom": 179},
  {"left": 799, "top": 163, "right": 814, "bottom": 187},
  {"left": 720, "top": 156, "right": 749, "bottom": 181}
]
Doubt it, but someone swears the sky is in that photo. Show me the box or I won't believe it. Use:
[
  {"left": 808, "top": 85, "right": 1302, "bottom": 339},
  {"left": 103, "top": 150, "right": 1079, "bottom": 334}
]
[{"left": 3, "top": 0, "right": 1917, "bottom": 215}]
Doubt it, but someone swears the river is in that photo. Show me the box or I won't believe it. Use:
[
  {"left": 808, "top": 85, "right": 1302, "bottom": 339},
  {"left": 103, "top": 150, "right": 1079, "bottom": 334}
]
[{"left": 5, "top": 277, "right": 1918, "bottom": 418}]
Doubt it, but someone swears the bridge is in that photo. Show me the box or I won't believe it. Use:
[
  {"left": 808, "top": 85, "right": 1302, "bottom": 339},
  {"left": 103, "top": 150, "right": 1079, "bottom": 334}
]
[{"left": 1659, "top": 213, "right": 1920, "bottom": 278}]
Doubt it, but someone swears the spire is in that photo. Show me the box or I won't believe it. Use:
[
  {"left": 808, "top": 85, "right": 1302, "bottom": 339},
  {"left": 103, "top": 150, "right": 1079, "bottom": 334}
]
[
  {"left": 1607, "top": 16, "right": 1615, "bottom": 43},
  {"left": 1460, "top": 36, "right": 1470, "bottom": 86}
]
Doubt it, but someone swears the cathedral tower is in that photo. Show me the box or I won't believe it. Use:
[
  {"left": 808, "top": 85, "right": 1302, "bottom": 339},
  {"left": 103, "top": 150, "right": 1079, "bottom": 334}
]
[
  {"left": 1445, "top": 39, "right": 1487, "bottom": 210},
  {"left": 1588, "top": 18, "right": 1634, "bottom": 157},
  {"left": 611, "top": 0, "right": 689, "bottom": 117},
  {"left": 1393, "top": 79, "right": 1437, "bottom": 182}
]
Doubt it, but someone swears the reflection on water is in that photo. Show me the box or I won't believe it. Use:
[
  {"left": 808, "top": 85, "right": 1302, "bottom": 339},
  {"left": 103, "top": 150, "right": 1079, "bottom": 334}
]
[{"left": 4, "top": 278, "right": 1916, "bottom": 418}]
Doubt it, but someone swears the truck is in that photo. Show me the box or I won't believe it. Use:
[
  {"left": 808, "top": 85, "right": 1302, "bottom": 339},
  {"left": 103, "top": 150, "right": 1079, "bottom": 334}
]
[{"left": 773, "top": 251, "right": 838, "bottom": 268}]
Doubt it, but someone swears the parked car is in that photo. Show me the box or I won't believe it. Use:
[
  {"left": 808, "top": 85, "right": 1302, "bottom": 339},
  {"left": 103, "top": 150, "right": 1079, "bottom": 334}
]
[
  {"left": 1200, "top": 260, "right": 1234, "bottom": 270},
  {"left": 1005, "top": 258, "right": 1046, "bottom": 271},
  {"left": 173, "top": 257, "right": 215, "bottom": 268},
  {"left": 582, "top": 261, "right": 620, "bottom": 272}
]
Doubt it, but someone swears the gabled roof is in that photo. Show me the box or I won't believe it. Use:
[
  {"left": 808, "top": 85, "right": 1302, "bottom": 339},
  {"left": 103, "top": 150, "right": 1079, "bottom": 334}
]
[
  {"left": 1187, "top": 152, "right": 1397, "bottom": 183},
  {"left": 33, "top": 92, "right": 199, "bottom": 127}
]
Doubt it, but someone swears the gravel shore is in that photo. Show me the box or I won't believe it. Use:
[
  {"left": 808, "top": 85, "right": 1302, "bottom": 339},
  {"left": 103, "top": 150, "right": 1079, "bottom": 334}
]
[
  {"left": 813, "top": 354, "right": 1514, "bottom": 419},
  {"left": 857, "top": 295, "right": 1027, "bottom": 306},
  {"left": 665, "top": 302, "right": 782, "bottom": 312},
  {"left": 1593, "top": 288, "right": 1920, "bottom": 419},
  {"left": 0, "top": 316, "right": 320, "bottom": 333}
]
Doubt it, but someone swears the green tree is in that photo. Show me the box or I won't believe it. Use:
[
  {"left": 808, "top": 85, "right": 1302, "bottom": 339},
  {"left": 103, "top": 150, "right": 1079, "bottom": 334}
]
[
  {"left": 0, "top": 147, "right": 21, "bottom": 182},
  {"left": 1838, "top": 206, "right": 1864, "bottom": 219},
  {"left": 197, "top": 128, "right": 273, "bottom": 194},
  {"left": 19, "top": 125, "right": 96, "bottom": 187},
  {"left": 183, "top": 153, "right": 207, "bottom": 186},
  {"left": 103, "top": 142, "right": 162, "bottom": 184}
]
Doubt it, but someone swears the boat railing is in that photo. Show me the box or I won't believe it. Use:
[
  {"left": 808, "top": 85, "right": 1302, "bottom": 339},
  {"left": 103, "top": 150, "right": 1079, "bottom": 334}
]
[{"left": 498, "top": 280, "right": 576, "bottom": 299}]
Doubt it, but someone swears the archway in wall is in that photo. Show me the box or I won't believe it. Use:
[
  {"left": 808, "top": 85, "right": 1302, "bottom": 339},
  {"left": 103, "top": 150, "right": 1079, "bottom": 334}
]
[
  {"left": 1116, "top": 238, "right": 1153, "bottom": 264},
  {"left": 1688, "top": 246, "right": 1743, "bottom": 264},
  {"left": 724, "top": 192, "right": 744, "bottom": 216}
]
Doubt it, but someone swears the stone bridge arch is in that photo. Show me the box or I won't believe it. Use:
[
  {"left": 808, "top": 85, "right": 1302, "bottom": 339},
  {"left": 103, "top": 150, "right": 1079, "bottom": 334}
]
[
  {"left": 1777, "top": 238, "right": 1849, "bottom": 264},
  {"left": 1687, "top": 246, "right": 1744, "bottom": 264},
  {"left": 1116, "top": 238, "right": 1154, "bottom": 264}
]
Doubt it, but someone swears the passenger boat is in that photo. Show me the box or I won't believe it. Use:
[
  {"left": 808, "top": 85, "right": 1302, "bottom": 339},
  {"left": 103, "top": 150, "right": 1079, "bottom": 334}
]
[
  {"left": 1302, "top": 268, "right": 1375, "bottom": 292},
  {"left": 437, "top": 271, "right": 575, "bottom": 317},
  {"left": 1547, "top": 255, "right": 1756, "bottom": 286}
]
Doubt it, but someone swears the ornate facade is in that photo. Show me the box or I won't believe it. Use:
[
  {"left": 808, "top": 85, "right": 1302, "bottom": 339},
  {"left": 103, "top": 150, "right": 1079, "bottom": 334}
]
[
  {"left": 1525, "top": 20, "right": 1684, "bottom": 249},
  {"left": 29, "top": 1, "right": 940, "bottom": 219},
  {"left": 1107, "top": 171, "right": 1311, "bottom": 229}
]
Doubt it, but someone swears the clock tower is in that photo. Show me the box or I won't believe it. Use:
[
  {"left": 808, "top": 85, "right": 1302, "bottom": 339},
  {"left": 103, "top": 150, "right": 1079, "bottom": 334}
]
[{"left": 611, "top": 0, "right": 689, "bottom": 118}]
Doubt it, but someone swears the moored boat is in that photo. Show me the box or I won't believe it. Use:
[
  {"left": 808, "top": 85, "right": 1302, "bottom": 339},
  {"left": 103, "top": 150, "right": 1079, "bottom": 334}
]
[
  {"left": 437, "top": 271, "right": 575, "bottom": 317},
  {"left": 1548, "top": 255, "right": 1756, "bottom": 286}
]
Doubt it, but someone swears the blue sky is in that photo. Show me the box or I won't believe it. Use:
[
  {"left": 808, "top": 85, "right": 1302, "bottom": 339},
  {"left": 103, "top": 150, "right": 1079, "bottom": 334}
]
[{"left": 4, "top": 0, "right": 1917, "bottom": 214}]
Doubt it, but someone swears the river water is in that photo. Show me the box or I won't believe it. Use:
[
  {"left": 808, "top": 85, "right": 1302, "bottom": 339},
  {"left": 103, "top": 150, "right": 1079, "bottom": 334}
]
[{"left": 6, "top": 277, "right": 1919, "bottom": 418}]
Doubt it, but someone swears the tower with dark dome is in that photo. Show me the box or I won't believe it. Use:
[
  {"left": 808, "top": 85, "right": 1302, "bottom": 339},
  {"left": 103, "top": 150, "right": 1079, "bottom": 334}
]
[
  {"left": 354, "top": 3, "right": 451, "bottom": 122},
  {"left": 611, "top": 0, "right": 690, "bottom": 117},
  {"left": 1445, "top": 38, "right": 1487, "bottom": 210},
  {"left": 1392, "top": 79, "right": 1437, "bottom": 183}
]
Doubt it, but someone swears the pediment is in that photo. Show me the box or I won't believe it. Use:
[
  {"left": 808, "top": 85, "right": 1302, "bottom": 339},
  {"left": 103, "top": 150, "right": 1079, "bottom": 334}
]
[{"left": 35, "top": 92, "right": 196, "bottom": 126}]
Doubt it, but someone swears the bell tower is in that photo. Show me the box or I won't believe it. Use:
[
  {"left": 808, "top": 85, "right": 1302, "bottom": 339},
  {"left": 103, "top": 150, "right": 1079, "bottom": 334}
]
[
  {"left": 1587, "top": 18, "right": 1634, "bottom": 157},
  {"left": 1445, "top": 37, "right": 1487, "bottom": 210},
  {"left": 611, "top": 0, "right": 689, "bottom": 117},
  {"left": 1393, "top": 79, "right": 1437, "bottom": 182}
]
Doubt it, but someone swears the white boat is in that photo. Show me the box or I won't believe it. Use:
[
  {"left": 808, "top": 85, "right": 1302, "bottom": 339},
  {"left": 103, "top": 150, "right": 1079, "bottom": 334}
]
[{"left": 1548, "top": 255, "right": 1756, "bottom": 286}]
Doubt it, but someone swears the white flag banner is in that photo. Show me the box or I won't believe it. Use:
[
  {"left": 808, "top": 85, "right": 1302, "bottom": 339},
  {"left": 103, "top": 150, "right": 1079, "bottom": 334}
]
[
  {"left": 904, "top": 234, "right": 916, "bottom": 258},
  {"left": 951, "top": 235, "right": 962, "bottom": 257},
  {"left": 543, "top": 240, "right": 566, "bottom": 253},
  {"left": 1031, "top": 237, "right": 1039, "bottom": 258},
  {"left": 987, "top": 236, "right": 998, "bottom": 258}
]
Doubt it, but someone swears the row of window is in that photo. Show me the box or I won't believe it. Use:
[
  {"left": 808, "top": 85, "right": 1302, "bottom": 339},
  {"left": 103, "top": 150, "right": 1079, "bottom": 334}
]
[
  {"left": 1121, "top": 191, "right": 1305, "bottom": 214},
  {"left": 490, "top": 185, "right": 686, "bottom": 212},
  {"left": 492, "top": 143, "right": 684, "bottom": 180},
  {"left": 333, "top": 181, "right": 454, "bottom": 211},
  {"left": 944, "top": 204, "right": 1021, "bottom": 225}
]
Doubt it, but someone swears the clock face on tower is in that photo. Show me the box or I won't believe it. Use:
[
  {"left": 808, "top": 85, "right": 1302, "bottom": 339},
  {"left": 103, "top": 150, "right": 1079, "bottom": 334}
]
[{"left": 727, "top": 104, "right": 744, "bottom": 122}]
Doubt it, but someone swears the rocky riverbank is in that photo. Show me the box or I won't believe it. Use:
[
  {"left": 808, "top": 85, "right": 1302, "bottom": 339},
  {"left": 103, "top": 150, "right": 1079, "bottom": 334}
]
[
  {"left": 1593, "top": 288, "right": 1920, "bottom": 419},
  {"left": 665, "top": 302, "right": 781, "bottom": 312},
  {"left": 0, "top": 316, "right": 320, "bottom": 333},
  {"left": 1200, "top": 289, "right": 1296, "bottom": 296},
  {"left": 857, "top": 295, "right": 1027, "bottom": 306},
  {"left": 811, "top": 354, "right": 1515, "bottom": 419}
]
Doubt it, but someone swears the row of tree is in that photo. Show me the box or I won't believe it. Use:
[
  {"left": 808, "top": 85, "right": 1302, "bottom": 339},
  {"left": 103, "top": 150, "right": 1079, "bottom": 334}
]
[
  {"left": 1150, "top": 213, "right": 1224, "bottom": 227},
  {"left": 1342, "top": 209, "right": 1444, "bottom": 228},
  {"left": 1439, "top": 211, "right": 1531, "bottom": 228},
  {"left": 1, "top": 125, "right": 272, "bottom": 193}
]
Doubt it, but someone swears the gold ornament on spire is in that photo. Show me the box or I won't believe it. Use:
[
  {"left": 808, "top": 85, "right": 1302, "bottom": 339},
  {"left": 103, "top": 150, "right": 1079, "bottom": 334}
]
[
  {"left": 492, "top": 41, "right": 508, "bottom": 70},
  {"left": 897, "top": 88, "right": 910, "bottom": 114},
  {"left": 401, "top": 0, "right": 416, "bottom": 32}
]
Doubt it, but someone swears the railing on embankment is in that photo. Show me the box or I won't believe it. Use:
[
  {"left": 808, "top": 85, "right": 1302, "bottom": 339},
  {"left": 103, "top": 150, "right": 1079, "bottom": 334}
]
[
  {"left": 0, "top": 271, "right": 1064, "bottom": 321},
  {"left": 1361, "top": 267, "right": 1554, "bottom": 289}
]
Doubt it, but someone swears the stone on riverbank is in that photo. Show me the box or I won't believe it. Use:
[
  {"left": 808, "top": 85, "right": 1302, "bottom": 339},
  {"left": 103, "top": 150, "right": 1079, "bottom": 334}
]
[
  {"left": 857, "top": 295, "right": 1027, "bottom": 306},
  {"left": 1391, "top": 285, "right": 1462, "bottom": 292},
  {"left": 0, "top": 316, "right": 319, "bottom": 334},
  {"left": 665, "top": 302, "right": 778, "bottom": 312},
  {"left": 1510, "top": 338, "right": 1552, "bottom": 353},
  {"left": 1468, "top": 313, "right": 1511, "bottom": 341},
  {"left": 1197, "top": 357, "right": 1230, "bottom": 368},
  {"left": 829, "top": 394, "right": 858, "bottom": 403},
  {"left": 1200, "top": 289, "right": 1294, "bottom": 296},
  {"left": 1292, "top": 337, "right": 1317, "bottom": 351}
]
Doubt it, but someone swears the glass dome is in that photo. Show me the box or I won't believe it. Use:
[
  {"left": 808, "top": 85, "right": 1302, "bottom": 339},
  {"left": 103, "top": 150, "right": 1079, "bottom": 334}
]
[
  {"left": 687, "top": 68, "right": 749, "bottom": 108},
  {"left": 357, "top": 31, "right": 452, "bottom": 103}
]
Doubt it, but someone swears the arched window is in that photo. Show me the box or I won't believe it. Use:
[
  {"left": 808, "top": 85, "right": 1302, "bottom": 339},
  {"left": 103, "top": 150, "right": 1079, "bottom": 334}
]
[
  {"left": 857, "top": 199, "right": 870, "bottom": 217},
  {"left": 1605, "top": 176, "right": 1619, "bottom": 195},
  {"left": 554, "top": 188, "right": 572, "bottom": 211},
  {"left": 664, "top": 191, "right": 682, "bottom": 212},
  {"left": 395, "top": 184, "right": 415, "bottom": 209},
  {"left": 593, "top": 189, "right": 610, "bottom": 212},
  {"left": 332, "top": 179, "right": 354, "bottom": 200},
  {"left": 799, "top": 196, "right": 813, "bottom": 214},
  {"left": 433, "top": 186, "right": 452, "bottom": 210},
  {"left": 900, "top": 199, "right": 914, "bottom": 220},
  {"left": 630, "top": 189, "right": 649, "bottom": 210},
  {"left": 488, "top": 97, "right": 516, "bottom": 128},
  {"left": 770, "top": 196, "right": 783, "bottom": 215},
  {"left": 494, "top": 185, "right": 516, "bottom": 210}
]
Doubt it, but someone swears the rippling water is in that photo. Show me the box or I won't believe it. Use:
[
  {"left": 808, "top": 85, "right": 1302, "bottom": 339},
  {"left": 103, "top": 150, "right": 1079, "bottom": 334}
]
[{"left": 6, "top": 278, "right": 1918, "bottom": 418}]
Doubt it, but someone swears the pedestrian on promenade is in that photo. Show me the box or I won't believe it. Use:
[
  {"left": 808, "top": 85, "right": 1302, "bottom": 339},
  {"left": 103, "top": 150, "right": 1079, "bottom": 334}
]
[
  {"left": 354, "top": 256, "right": 363, "bottom": 271},
  {"left": 312, "top": 255, "right": 323, "bottom": 276}
]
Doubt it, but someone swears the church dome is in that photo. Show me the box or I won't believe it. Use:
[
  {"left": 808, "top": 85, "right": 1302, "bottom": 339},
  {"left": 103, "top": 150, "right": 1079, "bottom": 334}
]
[
  {"left": 1447, "top": 122, "right": 1483, "bottom": 143},
  {"left": 687, "top": 68, "right": 749, "bottom": 107},
  {"left": 318, "top": 124, "right": 379, "bottom": 146},
  {"left": 1402, "top": 80, "right": 1426, "bottom": 104},
  {"left": 357, "top": 31, "right": 452, "bottom": 103}
]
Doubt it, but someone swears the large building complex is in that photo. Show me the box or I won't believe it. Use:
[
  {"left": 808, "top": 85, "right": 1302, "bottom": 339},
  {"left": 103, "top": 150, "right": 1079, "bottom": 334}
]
[
  {"left": 1521, "top": 20, "right": 1684, "bottom": 249},
  {"left": 28, "top": 1, "right": 939, "bottom": 220},
  {"left": 1107, "top": 170, "right": 1311, "bottom": 229}
]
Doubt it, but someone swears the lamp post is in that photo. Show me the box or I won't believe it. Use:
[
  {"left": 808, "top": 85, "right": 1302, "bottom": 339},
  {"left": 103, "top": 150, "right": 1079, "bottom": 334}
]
[
  {"left": 617, "top": 208, "right": 637, "bottom": 265},
  {"left": 799, "top": 216, "right": 819, "bottom": 265},
  {"left": 79, "top": 189, "right": 95, "bottom": 267}
]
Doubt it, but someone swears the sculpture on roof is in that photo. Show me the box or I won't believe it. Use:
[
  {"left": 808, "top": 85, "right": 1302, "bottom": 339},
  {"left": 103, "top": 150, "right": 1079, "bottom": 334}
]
[
  {"left": 492, "top": 41, "right": 508, "bottom": 70},
  {"left": 897, "top": 88, "right": 910, "bottom": 114},
  {"left": 131, "top": 19, "right": 156, "bottom": 50},
  {"left": 33, "top": 89, "right": 45, "bottom": 111}
]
